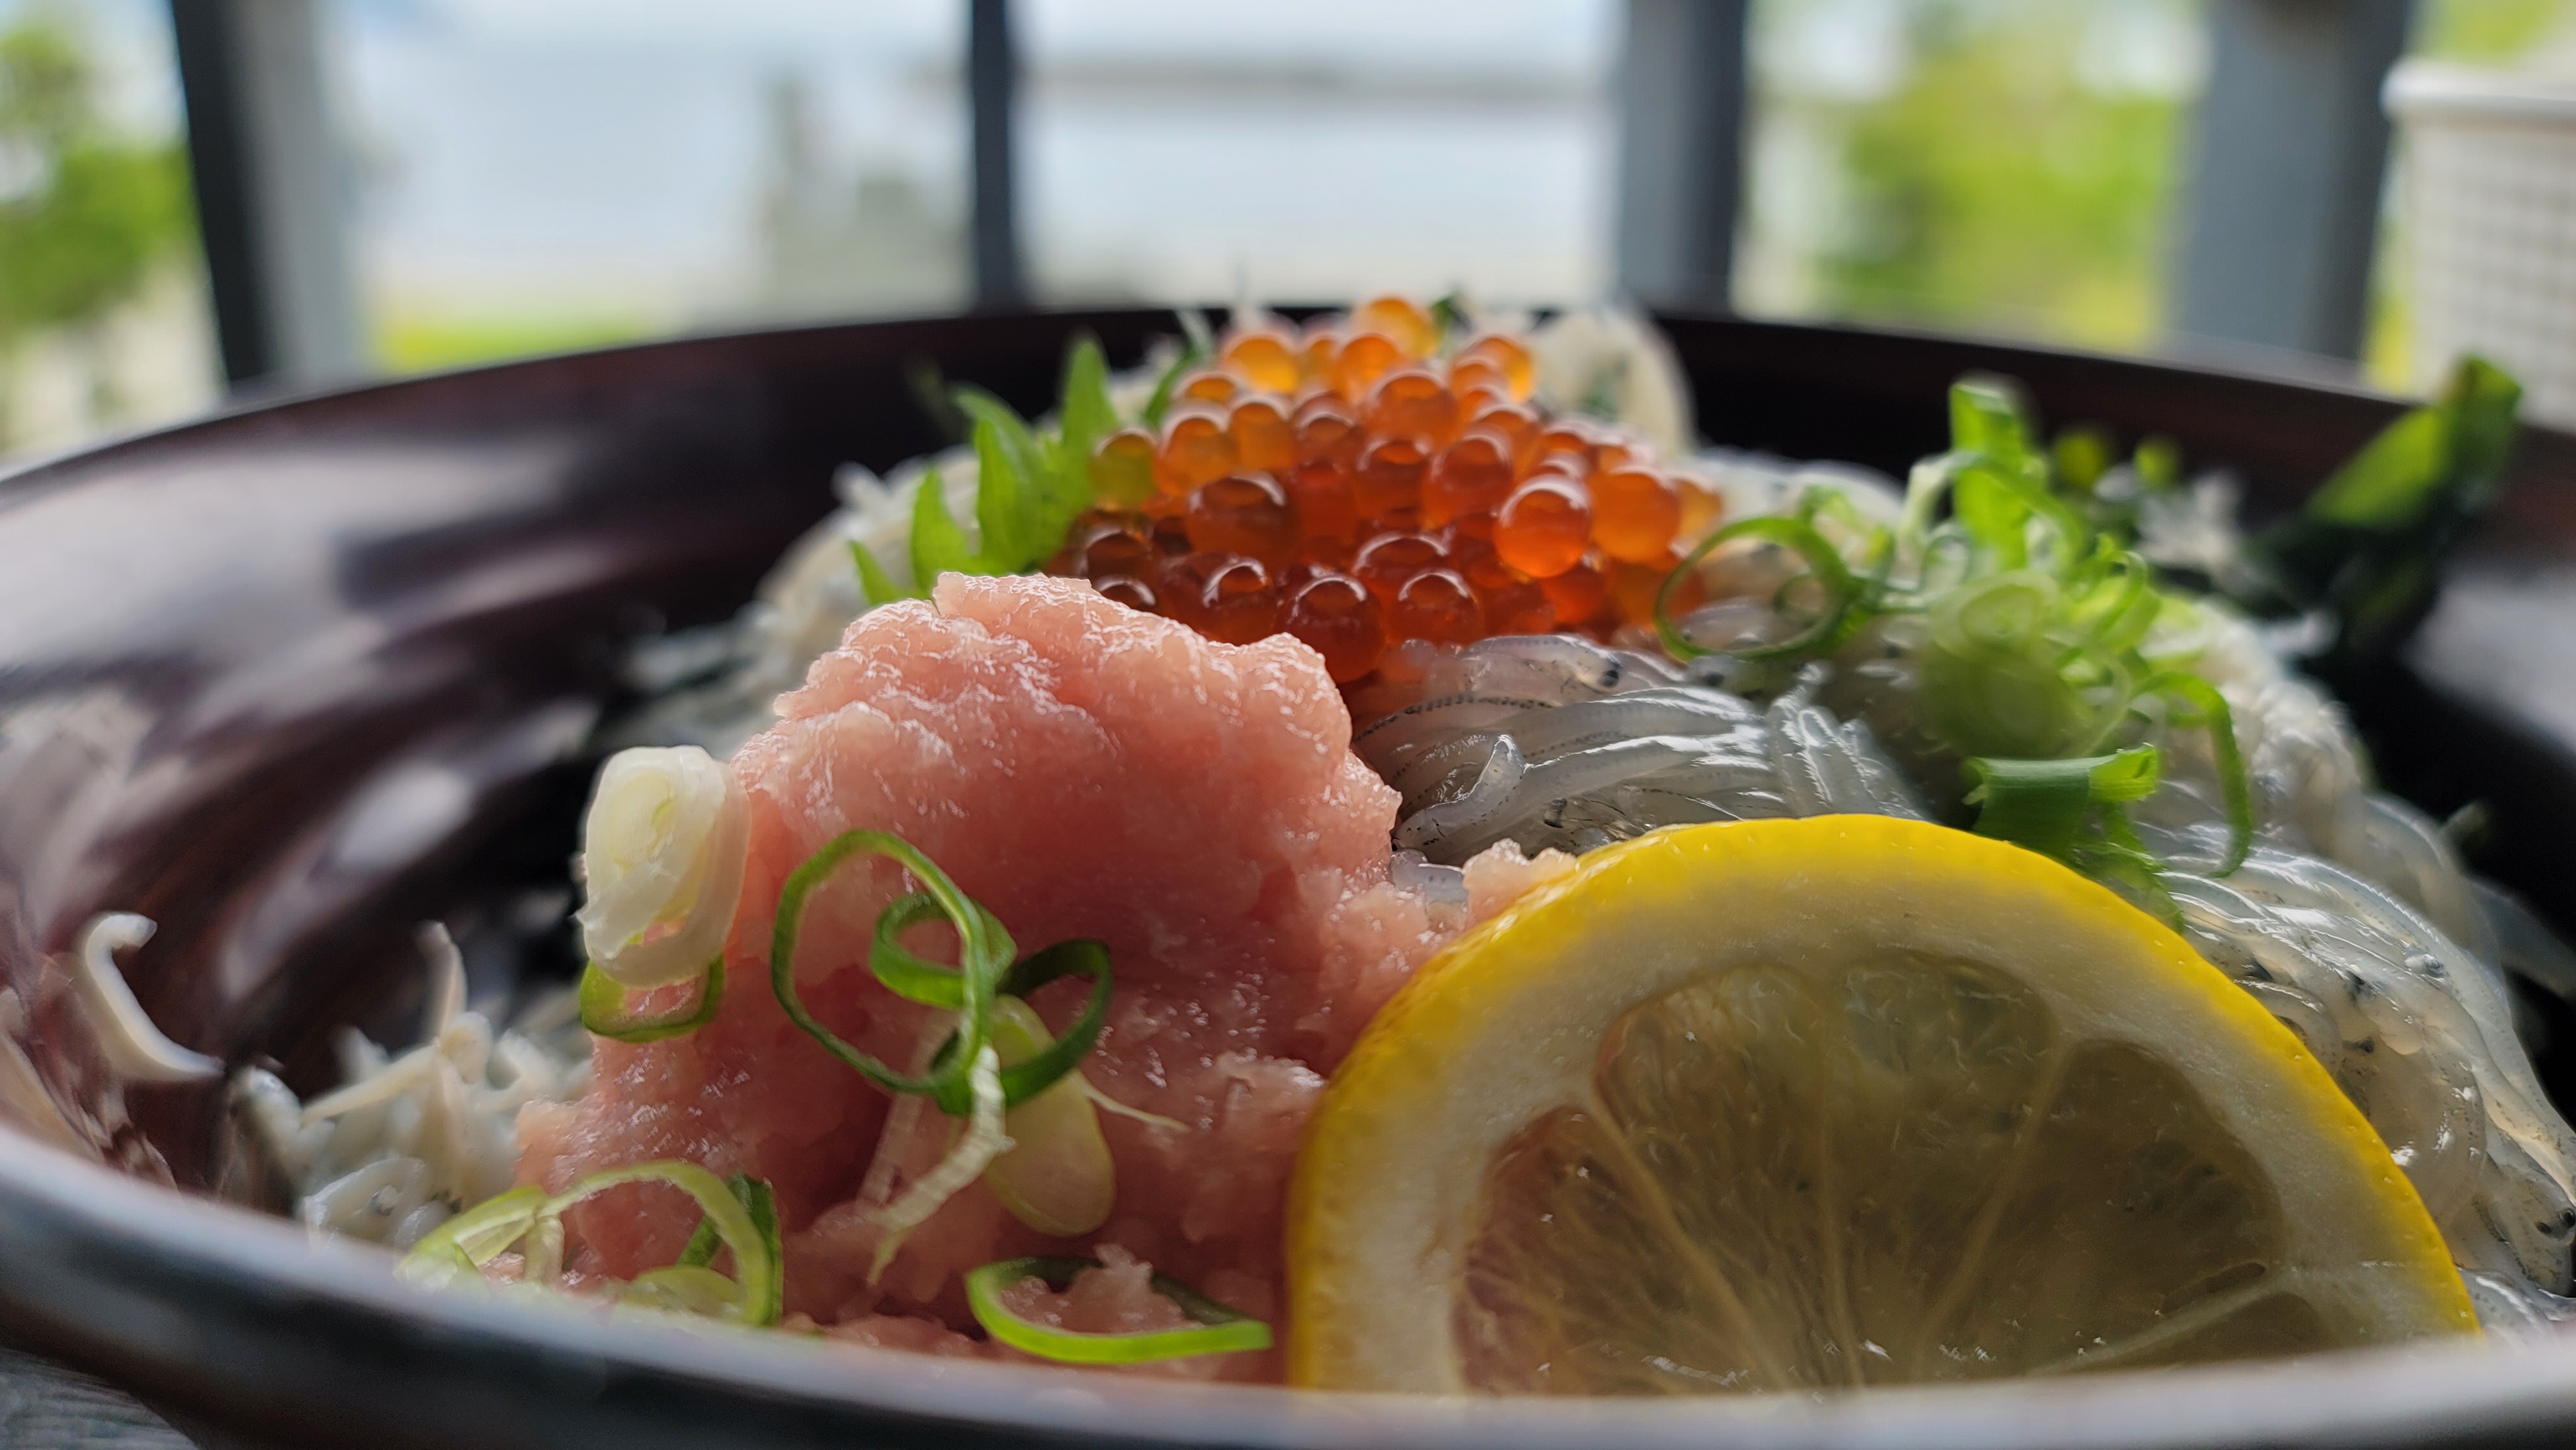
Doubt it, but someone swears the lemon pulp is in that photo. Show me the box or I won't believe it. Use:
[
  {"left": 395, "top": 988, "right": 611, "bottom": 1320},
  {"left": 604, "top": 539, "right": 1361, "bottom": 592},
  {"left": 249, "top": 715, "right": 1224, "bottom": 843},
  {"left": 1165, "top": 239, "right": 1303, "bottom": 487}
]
[{"left": 1289, "top": 818, "right": 2475, "bottom": 1393}]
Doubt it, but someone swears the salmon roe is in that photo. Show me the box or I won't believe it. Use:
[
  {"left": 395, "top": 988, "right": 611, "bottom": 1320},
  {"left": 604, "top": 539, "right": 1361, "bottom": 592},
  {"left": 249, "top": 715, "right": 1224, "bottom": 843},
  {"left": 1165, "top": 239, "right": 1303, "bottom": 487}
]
[{"left": 1047, "top": 299, "right": 1720, "bottom": 681}]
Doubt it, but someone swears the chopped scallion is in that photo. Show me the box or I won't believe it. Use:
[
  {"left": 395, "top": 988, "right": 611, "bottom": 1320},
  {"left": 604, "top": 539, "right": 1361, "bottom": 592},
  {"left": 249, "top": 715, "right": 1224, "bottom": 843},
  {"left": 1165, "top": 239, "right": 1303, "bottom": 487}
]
[
  {"left": 580, "top": 957, "right": 724, "bottom": 1044},
  {"left": 770, "top": 830, "right": 1114, "bottom": 1114},
  {"left": 964, "top": 1256, "right": 1272, "bottom": 1364},
  {"left": 396, "top": 1162, "right": 781, "bottom": 1327}
]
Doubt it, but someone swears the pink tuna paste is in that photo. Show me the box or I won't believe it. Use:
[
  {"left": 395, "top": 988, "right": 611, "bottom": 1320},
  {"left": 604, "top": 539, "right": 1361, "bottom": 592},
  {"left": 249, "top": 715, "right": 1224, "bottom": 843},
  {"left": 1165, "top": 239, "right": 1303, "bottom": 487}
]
[{"left": 517, "top": 574, "right": 1569, "bottom": 1379}]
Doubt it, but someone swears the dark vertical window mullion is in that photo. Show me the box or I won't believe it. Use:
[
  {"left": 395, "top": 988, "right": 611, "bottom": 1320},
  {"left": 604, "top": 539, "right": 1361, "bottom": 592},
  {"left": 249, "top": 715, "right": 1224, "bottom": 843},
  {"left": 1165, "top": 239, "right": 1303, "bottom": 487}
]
[
  {"left": 969, "top": 0, "right": 1025, "bottom": 309},
  {"left": 168, "top": 0, "right": 276, "bottom": 386},
  {"left": 1615, "top": 0, "right": 1752, "bottom": 314},
  {"left": 2171, "top": 0, "right": 2418, "bottom": 366}
]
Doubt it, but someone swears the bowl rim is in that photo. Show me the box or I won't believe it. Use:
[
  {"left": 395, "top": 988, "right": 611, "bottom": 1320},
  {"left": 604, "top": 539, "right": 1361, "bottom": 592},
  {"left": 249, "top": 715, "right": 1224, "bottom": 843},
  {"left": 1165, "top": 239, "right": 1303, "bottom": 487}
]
[
  {"left": 8, "top": 1122, "right": 2576, "bottom": 1450},
  {"left": 8, "top": 308, "right": 2576, "bottom": 1449}
]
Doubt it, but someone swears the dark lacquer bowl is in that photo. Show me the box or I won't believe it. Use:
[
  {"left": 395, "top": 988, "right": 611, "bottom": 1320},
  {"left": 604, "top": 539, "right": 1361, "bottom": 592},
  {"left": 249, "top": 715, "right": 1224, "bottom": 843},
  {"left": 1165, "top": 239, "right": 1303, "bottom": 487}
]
[{"left": 5, "top": 310, "right": 2576, "bottom": 1450}]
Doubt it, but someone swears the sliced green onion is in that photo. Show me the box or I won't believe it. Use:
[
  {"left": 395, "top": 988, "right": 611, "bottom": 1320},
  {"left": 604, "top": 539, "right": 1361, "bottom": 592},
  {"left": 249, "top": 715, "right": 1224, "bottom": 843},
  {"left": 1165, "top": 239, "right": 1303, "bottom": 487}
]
[
  {"left": 621, "top": 1265, "right": 744, "bottom": 1316},
  {"left": 964, "top": 1257, "right": 1273, "bottom": 1364},
  {"left": 771, "top": 830, "right": 1008, "bottom": 1114},
  {"left": 580, "top": 957, "right": 724, "bottom": 1044},
  {"left": 1963, "top": 746, "right": 2161, "bottom": 863},
  {"left": 395, "top": 1164, "right": 780, "bottom": 1327},
  {"left": 1656, "top": 515, "right": 1861, "bottom": 662},
  {"left": 988, "top": 939, "right": 1112, "bottom": 1106},
  {"left": 774, "top": 831, "right": 1115, "bottom": 1113},
  {"left": 2146, "top": 672, "right": 2253, "bottom": 874},
  {"left": 982, "top": 997, "right": 1115, "bottom": 1238},
  {"left": 868, "top": 889, "right": 1015, "bottom": 1010},
  {"left": 538, "top": 1161, "right": 780, "bottom": 1327},
  {"left": 2085, "top": 802, "right": 2184, "bottom": 927},
  {"left": 674, "top": 1171, "right": 780, "bottom": 1312},
  {"left": 395, "top": 1186, "right": 545, "bottom": 1287}
]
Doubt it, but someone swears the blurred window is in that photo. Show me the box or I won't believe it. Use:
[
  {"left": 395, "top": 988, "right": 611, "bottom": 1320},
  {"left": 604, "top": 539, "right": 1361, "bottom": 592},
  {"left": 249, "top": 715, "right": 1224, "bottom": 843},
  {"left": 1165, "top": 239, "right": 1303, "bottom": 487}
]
[
  {"left": 0, "top": 0, "right": 216, "bottom": 460},
  {"left": 1737, "top": 0, "right": 2204, "bottom": 352},
  {"left": 1017, "top": 0, "right": 1620, "bottom": 309},
  {"left": 2414, "top": 0, "right": 2576, "bottom": 65},
  {"left": 325, "top": 0, "right": 970, "bottom": 374},
  {"left": 2366, "top": 0, "right": 2576, "bottom": 388}
]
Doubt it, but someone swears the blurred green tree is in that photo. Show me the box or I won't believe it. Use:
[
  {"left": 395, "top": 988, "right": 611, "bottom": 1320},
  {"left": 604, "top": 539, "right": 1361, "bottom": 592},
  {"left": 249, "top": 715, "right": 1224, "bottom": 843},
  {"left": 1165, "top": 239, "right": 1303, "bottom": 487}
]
[
  {"left": 0, "top": 12, "right": 194, "bottom": 433},
  {"left": 2418, "top": 0, "right": 2576, "bottom": 62},
  {"left": 1810, "top": 1, "right": 2184, "bottom": 346}
]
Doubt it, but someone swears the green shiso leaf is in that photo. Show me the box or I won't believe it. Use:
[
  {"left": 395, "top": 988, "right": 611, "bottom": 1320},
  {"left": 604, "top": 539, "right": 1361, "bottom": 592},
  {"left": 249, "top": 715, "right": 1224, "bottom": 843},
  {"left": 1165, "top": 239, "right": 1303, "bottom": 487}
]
[
  {"left": 1140, "top": 319, "right": 1209, "bottom": 431},
  {"left": 909, "top": 466, "right": 980, "bottom": 586},
  {"left": 849, "top": 538, "right": 913, "bottom": 606},
  {"left": 965, "top": 1256, "right": 1272, "bottom": 1364},
  {"left": 2253, "top": 356, "right": 2523, "bottom": 664},
  {"left": 1057, "top": 333, "right": 1117, "bottom": 473},
  {"left": 968, "top": 411, "right": 1032, "bottom": 570}
]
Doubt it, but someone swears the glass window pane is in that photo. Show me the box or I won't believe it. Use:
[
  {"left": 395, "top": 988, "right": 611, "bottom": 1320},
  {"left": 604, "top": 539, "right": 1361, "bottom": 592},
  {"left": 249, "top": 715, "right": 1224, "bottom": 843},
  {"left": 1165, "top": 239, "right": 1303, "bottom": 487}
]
[
  {"left": 325, "top": 0, "right": 969, "bottom": 375},
  {"left": 2367, "top": 0, "right": 2576, "bottom": 392},
  {"left": 0, "top": 0, "right": 218, "bottom": 461},
  {"left": 1738, "top": 0, "right": 2203, "bottom": 353},
  {"left": 1019, "top": 0, "right": 1619, "bottom": 308}
]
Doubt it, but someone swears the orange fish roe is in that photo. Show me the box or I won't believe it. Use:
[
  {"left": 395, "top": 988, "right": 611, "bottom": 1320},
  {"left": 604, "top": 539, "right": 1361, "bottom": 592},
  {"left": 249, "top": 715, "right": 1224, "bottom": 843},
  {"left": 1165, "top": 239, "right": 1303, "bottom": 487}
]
[
  {"left": 1218, "top": 327, "right": 1302, "bottom": 394},
  {"left": 1283, "top": 571, "right": 1385, "bottom": 683},
  {"left": 1048, "top": 301, "right": 1719, "bottom": 680},
  {"left": 1540, "top": 558, "right": 1611, "bottom": 628},
  {"left": 1351, "top": 437, "right": 1429, "bottom": 522},
  {"left": 1327, "top": 332, "right": 1404, "bottom": 400},
  {"left": 1350, "top": 531, "right": 1446, "bottom": 603},
  {"left": 1177, "top": 370, "right": 1238, "bottom": 405},
  {"left": 1589, "top": 467, "right": 1683, "bottom": 563},
  {"left": 1186, "top": 474, "right": 1298, "bottom": 567},
  {"left": 1155, "top": 408, "right": 1236, "bottom": 496},
  {"left": 1495, "top": 477, "right": 1591, "bottom": 578},
  {"left": 1228, "top": 397, "right": 1295, "bottom": 473},
  {"left": 1198, "top": 556, "right": 1282, "bottom": 645},
  {"left": 1352, "top": 295, "right": 1439, "bottom": 357},
  {"left": 1092, "top": 428, "right": 1157, "bottom": 508},
  {"left": 1455, "top": 333, "right": 1537, "bottom": 401},
  {"left": 1423, "top": 432, "right": 1514, "bottom": 528},
  {"left": 1365, "top": 369, "right": 1460, "bottom": 447},
  {"left": 1390, "top": 568, "right": 1483, "bottom": 645}
]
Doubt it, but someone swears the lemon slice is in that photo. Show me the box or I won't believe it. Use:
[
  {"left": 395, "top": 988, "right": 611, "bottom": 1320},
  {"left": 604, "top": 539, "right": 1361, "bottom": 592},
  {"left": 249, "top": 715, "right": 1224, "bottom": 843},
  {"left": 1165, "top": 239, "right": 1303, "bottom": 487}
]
[{"left": 1287, "top": 817, "right": 2474, "bottom": 1394}]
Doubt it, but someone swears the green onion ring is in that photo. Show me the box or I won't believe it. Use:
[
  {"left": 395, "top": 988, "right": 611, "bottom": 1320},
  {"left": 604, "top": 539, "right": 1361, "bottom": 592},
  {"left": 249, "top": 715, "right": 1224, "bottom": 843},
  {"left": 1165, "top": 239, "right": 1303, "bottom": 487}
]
[
  {"left": 869, "top": 890, "right": 1016, "bottom": 1010},
  {"left": 925, "top": 939, "right": 1115, "bottom": 1106},
  {"left": 1656, "top": 515, "right": 1860, "bottom": 661},
  {"left": 2145, "top": 672, "right": 2253, "bottom": 874},
  {"left": 770, "top": 831, "right": 1010, "bottom": 1114},
  {"left": 580, "top": 956, "right": 725, "bottom": 1044},
  {"left": 536, "top": 1160, "right": 779, "bottom": 1326},
  {"left": 964, "top": 1256, "right": 1273, "bottom": 1364},
  {"left": 674, "top": 1172, "right": 779, "bottom": 1308},
  {"left": 396, "top": 1185, "right": 545, "bottom": 1286},
  {"left": 397, "top": 1164, "right": 782, "bottom": 1327}
]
